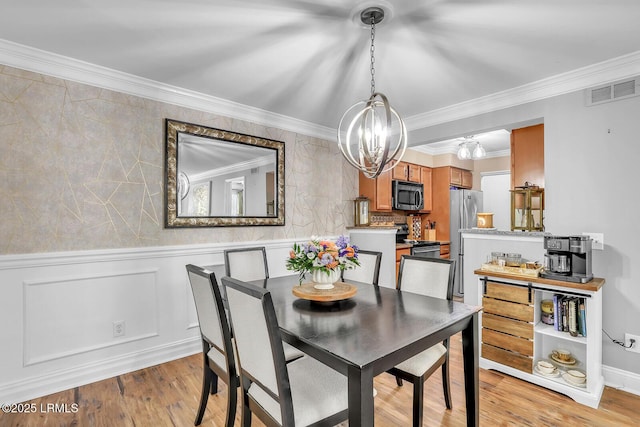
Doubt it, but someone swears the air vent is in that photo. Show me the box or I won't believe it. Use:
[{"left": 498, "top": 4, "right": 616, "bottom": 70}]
[{"left": 586, "top": 77, "right": 639, "bottom": 106}]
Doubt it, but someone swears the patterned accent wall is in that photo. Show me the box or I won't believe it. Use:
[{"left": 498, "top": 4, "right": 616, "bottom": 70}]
[{"left": 0, "top": 65, "right": 358, "bottom": 254}]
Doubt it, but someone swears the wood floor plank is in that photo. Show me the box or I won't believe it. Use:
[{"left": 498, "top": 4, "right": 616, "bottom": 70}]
[{"left": 1, "top": 333, "right": 638, "bottom": 426}]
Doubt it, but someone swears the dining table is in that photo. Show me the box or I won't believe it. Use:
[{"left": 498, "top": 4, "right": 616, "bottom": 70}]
[{"left": 245, "top": 275, "right": 482, "bottom": 427}]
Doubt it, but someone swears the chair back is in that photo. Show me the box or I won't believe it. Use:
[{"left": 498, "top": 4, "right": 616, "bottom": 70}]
[
  {"left": 186, "top": 264, "right": 235, "bottom": 378},
  {"left": 224, "top": 247, "right": 269, "bottom": 282},
  {"left": 221, "top": 276, "right": 294, "bottom": 422},
  {"left": 397, "top": 256, "right": 456, "bottom": 300},
  {"left": 342, "top": 250, "right": 382, "bottom": 285}
]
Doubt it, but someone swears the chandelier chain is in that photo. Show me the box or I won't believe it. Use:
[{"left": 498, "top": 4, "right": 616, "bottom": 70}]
[{"left": 370, "top": 17, "right": 376, "bottom": 96}]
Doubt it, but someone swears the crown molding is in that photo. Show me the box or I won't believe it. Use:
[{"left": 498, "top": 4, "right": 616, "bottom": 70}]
[
  {"left": 404, "top": 50, "right": 640, "bottom": 130},
  {"left": 0, "top": 39, "right": 336, "bottom": 141},
  {"left": 2, "top": 38, "right": 640, "bottom": 141}
]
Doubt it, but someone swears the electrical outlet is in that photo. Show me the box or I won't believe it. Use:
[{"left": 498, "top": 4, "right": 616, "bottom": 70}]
[
  {"left": 624, "top": 333, "right": 640, "bottom": 353},
  {"left": 582, "top": 232, "right": 604, "bottom": 250},
  {"left": 113, "top": 320, "right": 125, "bottom": 337}
]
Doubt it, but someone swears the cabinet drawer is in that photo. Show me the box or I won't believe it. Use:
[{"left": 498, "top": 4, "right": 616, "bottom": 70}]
[
  {"left": 485, "top": 281, "right": 532, "bottom": 304},
  {"left": 482, "top": 328, "right": 533, "bottom": 356},
  {"left": 439, "top": 244, "right": 450, "bottom": 256},
  {"left": 482, "top": 344, "right": 533, "bottom": 373},
  {"left": 482, "top": 313, "right": 533, "bottom": 339}
]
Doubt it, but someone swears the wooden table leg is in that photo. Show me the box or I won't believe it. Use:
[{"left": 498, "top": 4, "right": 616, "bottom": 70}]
[
  {"left": 462, "top": 312, "right": 479, "bottom": 427},
  {"left": 347, "top": 364, "right": 374, "bottom": 426}
]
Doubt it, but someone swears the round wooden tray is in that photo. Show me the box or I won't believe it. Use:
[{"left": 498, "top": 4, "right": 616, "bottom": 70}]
[{"left": 291, "top": 281, "right": 357, "bottom": 302}]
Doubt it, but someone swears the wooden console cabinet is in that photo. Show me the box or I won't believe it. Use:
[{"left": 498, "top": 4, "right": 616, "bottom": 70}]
[{"left": 475, "top": 270, "right": 605, "bottom": 408}]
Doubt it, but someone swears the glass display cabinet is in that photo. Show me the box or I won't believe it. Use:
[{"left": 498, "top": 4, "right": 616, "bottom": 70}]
[{"left": 511, "top": 187, "right": 544, "bottom": 231}]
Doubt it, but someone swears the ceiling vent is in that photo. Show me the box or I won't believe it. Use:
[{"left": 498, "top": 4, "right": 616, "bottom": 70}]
[{"left": 586, "top": 77, "right": 639, "bottom": 106}]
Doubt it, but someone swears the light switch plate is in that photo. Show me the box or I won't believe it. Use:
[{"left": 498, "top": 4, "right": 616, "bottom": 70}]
[{"left": 582, "top": 232, "right": 604, "bottom": 250}]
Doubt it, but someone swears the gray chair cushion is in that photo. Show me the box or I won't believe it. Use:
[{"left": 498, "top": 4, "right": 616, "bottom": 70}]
[
  {"left": 393, "top": 343, "right": 447, "bottom": 377},
  {"left": 248, "top": 355, "right": 348, "bottom": 426}
]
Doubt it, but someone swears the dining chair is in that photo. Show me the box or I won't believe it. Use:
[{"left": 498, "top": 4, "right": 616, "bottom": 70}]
[
  {"left": 186, "top": 264, "right": 239, "bottom": 427},
  {"left": 224, "top": 246, "right": 304, "bottom": 363},
  {"left": 221, "top": 276, "right": 349, "bottom": 427},
  {"left": 341, "top": 249, "right": 382, "bottom": 286},
  {"left": 224, "top": 246, "right": 270, "bottom": 282},
  {"left": 388, "top": 255, "right": 456, "bottom": 427}
]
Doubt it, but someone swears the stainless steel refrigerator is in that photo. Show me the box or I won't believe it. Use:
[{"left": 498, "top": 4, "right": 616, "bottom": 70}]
[{"left": 450, "top": 189, "right": 483, "bottom": 296}]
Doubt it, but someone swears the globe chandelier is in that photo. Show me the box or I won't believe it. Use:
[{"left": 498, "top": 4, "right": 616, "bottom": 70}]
[
  {"left": 337, "top": 6, "right": 407, "bottom": 179},
  {"left": 457, "top": 135, "right": 486, "bottom": 160}
]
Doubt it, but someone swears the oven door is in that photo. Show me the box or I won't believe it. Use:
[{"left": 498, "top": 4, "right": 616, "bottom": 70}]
[{"left": 411, "top": 244, "right": 441, "bottom": 258}]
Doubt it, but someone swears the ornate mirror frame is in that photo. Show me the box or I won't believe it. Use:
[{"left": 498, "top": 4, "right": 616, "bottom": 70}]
[{"left": 164, "top": 119, "right": 285, "bottom": 227}]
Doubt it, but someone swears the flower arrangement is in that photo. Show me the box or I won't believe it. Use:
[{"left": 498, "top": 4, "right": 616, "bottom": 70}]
[{"left": 286, "top": 235, "right": 360, "bottom": 283}]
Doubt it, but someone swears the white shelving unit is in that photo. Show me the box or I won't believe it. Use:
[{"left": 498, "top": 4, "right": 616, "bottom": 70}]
[{"left": 476, "top": 271, "right": 605, "bottom": 408}]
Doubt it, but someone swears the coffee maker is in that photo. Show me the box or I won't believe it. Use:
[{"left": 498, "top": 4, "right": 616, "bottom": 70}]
[{"left": 540, "top": 235, "right": 593, "bottom": 283}]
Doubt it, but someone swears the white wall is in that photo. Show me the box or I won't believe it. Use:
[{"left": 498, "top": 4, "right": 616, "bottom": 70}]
[
  {"left": 417, "top": 89, "right": 640, "bottom": 381},
  {"left": 480, "top": 172, "right": 511, "bottom": 230},
  {"left": 0, "top": 239, "right": 301, "bottom": 404}
]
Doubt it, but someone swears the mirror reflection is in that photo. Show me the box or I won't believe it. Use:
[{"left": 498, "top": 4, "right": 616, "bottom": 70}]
[{"left": 165, "top": 119, "right": 285, "bottom": 227}]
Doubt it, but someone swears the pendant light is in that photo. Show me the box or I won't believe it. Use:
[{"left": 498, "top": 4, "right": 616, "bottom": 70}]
[
  {"left": 337, "top": 7, "right": 407, "bottom": 179},
  {"left": 457, "top": 135, "right": 486, "bottom": 160}
]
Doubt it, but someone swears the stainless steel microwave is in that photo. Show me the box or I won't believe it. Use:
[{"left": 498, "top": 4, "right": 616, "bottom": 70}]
[{"left": 392, "top": 180, "right": 424, "bottom": 211}]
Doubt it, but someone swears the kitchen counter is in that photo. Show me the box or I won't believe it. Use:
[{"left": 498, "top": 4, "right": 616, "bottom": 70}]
[
  {"left": 461, "top": 228, "right": 550, "bottom": 237},
  {"left": 474, "top": 268, "right": 605, "bottom": 292}
]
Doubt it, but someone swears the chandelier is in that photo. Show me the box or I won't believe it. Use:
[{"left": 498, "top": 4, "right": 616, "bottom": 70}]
[
  {"left": 457, "top": 136, "right": 486, "bottom": 160},
  {"left": 337, "top": 7, "right": 407, "bottom": 179}
]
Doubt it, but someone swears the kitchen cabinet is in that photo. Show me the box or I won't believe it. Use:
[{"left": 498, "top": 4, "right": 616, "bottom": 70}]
[
  {"left": 395, "top": 246, "right": 411, "bottom": 285},
  {"left": 511, "top": 124, "right": 544, "bottom": 189},
  {"left": 419, "top": 166, "right": 432, "bottom": 212},
  {"left": 439, "top": 242, "right": 450, "bottom": 259},
  {"left": 428, "top": 166, "right": 473, "bottom": 243},
  {"left": 358, "top": 169, "right": 392, "bottom": 211},
  {"left": 392, "top": 161, "right": 421, "bottom": 183},
  {"left": 461, "top": 169, "right": 473, "bottom": 188},
  {"left": 476, "top": 270, "right": 605, "bottom": 408},
  {"left": 511, "top": 187, "right": 544, "bottom": 231}
]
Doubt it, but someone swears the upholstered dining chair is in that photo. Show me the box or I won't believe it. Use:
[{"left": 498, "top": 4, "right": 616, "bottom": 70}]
[
  {"left": 221, "top": 276, "right": 349, "bottom": 427},
  {"left": 223, "top": 246, "right": 304, "bottom": 363},
  {"left": 224, "top": 246, "right": 270, "bottom": 282},
  {"left": 341, "top": 249, "right": 382, "bottom": 286},
  {"left": 186, "top": 264, "right": 239, "bottom": 427},
  {"left": 388, "top": 255, "right": 456, "bottom": 427}
]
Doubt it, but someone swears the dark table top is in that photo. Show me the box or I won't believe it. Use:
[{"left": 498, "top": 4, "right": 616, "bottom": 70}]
[{"left": 251, "top": 275, "right": 481, "bottom": 374}]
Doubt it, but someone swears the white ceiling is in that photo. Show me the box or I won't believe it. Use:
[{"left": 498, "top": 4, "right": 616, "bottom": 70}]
[{"left": 2, "top": 0, "right": 640, "bottom": 155}]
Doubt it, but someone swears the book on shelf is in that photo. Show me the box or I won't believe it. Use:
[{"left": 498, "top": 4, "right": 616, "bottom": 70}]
[{"left": 550, "top": 294, "right": 587, "bottom": 337}]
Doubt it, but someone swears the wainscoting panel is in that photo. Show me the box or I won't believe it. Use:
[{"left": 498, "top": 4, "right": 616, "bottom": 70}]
[
  {"left": 23, "top": 269, "right": 159, "bottom": 366},
  {"left": 0, "top": 238, "right": 301, "bottom": 404}
]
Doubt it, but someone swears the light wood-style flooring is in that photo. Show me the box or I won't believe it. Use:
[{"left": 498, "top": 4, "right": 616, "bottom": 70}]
[{"left": 2, "top": 333, "right": 638, "bottom": 426}]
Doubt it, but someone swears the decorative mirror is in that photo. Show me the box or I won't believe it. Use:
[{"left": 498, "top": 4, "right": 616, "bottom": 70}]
[{"left": 164, "top": 119, "right": 285, "bottom": 227}]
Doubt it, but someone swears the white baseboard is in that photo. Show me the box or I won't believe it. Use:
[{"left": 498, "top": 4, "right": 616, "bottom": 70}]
[
  {"left": 603, "top": 364, "right": 640, "bottom": 397},
  {"left": 0, "top": 337, "right": 200, "bottom": 405}
]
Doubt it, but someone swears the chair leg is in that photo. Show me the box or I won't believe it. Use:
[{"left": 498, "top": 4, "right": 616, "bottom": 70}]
[
  {"left": 195, "top": 367, "right": 212, "bottom": 426},
  {"left": 442, "top": 362, "right": 452, "bottom": 409},
  {"left": 210, "top": 371, "right": 219, "bottom": 395},
  {"left": 412, "top": 379, "right": 424, "bottom": 427},
  {"left": 225, "top": 380, "right": 237, "bottom": 427},
  {"left": 395, "top": 375, "right": 403, "bottom": 387}
]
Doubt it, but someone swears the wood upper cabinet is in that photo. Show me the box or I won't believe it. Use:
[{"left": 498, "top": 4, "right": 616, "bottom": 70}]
[
  {"left": 392, "top": 161, "right": 421, "bottom": 183},
  {"left": 461, "top": 170, "right": 473, "bottom": 189},
  {"left": 445, "top": 166, "right": 472, "bottom": 189},
  {"left": 450, "top": 167, "right": 463, "bottom": 186},
  {"left": 419, "top": 166, "right": 432, "bottom": 212},
  {"left": 511, "top": 124, "right": 544, "bottom": 189},
  {"left": 358, "top": 169, "right": 392, "bottom": 211}
]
